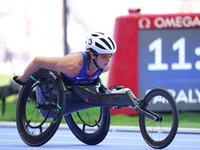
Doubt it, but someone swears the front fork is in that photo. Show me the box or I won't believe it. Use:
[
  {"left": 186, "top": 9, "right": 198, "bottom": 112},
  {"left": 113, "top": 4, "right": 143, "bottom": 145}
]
[
  {"left": 127, "top": 91, "right": 163, "bottom": 122},
  {"left": 134, "top": 106, "right": 163, "bottom": 122}
]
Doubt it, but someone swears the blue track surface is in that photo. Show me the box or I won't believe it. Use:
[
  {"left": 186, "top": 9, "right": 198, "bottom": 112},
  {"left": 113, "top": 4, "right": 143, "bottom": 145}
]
[{"left": 0, "top": 126, "right": 200, "bottom": 150}]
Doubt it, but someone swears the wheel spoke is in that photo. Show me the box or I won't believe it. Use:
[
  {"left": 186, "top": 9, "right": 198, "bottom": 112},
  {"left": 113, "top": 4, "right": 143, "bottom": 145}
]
[
  {"left": 82, "top": 123, "right": 86, "bottom": 132},
  {"left": 95, "top": 120, "right": 100, "bottom": 127}
]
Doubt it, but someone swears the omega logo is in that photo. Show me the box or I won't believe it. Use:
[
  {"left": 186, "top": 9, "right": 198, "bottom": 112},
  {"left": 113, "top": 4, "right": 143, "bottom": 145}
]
[{"left": 138, "top": 17, "right": 151, "bottom": 29}]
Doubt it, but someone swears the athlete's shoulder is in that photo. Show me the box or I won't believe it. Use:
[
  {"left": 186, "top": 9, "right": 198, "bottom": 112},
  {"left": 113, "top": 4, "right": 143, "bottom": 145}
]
[
  {"left": 63, "top": 52, "right": 83, "bottom": 62},
  {"left": 66, "top": 52, "right": 83, "bottom": 57},
  {"left": 56, "top": 52, "right": 84, "bottom": 76}
]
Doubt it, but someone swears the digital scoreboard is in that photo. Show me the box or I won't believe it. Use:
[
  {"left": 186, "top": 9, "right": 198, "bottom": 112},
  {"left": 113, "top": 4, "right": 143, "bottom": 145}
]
[{"left": 108, "top": 12, "right": 200, "bottom": 113}]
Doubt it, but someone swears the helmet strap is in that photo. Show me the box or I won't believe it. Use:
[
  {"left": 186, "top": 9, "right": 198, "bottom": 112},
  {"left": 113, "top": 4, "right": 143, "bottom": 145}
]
[
  {"left": 93, "top": 59, "right": 103, "bottom": 72},
  {"left": 87, "top": 52, "right": 103, "bottom": 79},
  {"left": 88, "top": 59, "right": 103, "bottom": 79}
]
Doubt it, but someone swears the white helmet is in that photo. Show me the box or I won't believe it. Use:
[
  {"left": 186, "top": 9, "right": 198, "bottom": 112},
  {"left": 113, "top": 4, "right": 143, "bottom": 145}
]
[{"left": 85, "top": 32, "right": 117, "bottom": 54}]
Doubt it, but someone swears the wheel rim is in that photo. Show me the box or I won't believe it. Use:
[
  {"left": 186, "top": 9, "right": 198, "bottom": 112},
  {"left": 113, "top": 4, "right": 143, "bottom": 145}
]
[{"left": 143, "top": 94, "right": 175, "bottom": 141}]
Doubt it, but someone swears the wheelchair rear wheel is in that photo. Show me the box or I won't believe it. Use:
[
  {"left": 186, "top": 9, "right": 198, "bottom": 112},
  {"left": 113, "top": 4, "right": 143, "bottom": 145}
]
[
  {"left": 65, "top": 107, "right": 110, "bottom": 145},
  {"left": 16, "top": 69, "right": 66, "bottom": 146}
]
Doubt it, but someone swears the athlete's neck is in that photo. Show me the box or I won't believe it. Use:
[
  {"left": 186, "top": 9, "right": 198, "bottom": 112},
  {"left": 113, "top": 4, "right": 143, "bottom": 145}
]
[{"left": 88, "top": 58, "right": 98, "bottom": 75}]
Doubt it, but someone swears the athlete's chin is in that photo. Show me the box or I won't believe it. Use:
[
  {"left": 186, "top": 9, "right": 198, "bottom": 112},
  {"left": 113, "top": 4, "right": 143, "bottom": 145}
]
[
  {"left": 99, "top": 63, "right": 108, "bottom": 69},
  {"left": 102, "top": 64, "right": 109, "bottom": 70}
]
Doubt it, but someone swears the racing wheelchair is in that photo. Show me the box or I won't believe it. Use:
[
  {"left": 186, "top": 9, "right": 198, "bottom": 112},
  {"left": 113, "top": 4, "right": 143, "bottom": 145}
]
[{"left": 16, "top": 68, "right": 179, "bottom": 149}]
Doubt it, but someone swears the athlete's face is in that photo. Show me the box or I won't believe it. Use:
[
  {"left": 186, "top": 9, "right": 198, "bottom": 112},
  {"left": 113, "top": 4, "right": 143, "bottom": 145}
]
[
  {"left": 90, "top": 52, "right": 112, "bottom": 70},
  {"left": 95, "top": 54, "right": 112, "bottom": 69}
]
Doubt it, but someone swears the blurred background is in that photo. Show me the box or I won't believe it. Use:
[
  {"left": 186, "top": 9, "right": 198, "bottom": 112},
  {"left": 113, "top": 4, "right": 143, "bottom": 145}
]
[
  {"left": 1, "top": 0, "right": 200, "bottom": 75},
  {"left": 0, "top": 0, "right": 200, "bottom": 127}
]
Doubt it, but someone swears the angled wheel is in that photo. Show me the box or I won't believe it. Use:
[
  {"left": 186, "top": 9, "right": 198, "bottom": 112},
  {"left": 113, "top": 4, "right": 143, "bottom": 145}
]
[
  {"left": 139, "top": 88, "right": 179, "bottom": 149},
  {"left": 65, "top": 107, "right": 110, "bottom": 145},
  {"left": 16, "top": 69, "right": 66, "bottom": 146}
]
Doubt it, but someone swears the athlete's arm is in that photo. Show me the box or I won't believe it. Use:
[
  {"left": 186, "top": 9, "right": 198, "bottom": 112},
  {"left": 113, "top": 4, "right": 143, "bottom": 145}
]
[{"left": 17, "top": 53, "right": 83, "bottom": 83}]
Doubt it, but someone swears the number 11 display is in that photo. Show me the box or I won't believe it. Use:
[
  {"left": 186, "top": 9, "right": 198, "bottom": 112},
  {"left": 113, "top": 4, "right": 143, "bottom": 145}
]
[{"left": 139, "top": 28, "right": 200, "bottom": 111}]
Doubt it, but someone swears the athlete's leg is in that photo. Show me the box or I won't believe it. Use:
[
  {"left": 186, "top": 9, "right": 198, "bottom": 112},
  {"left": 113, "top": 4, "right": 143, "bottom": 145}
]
[{"left": 35, "top": 84, "right": 56, "bottom": 118}]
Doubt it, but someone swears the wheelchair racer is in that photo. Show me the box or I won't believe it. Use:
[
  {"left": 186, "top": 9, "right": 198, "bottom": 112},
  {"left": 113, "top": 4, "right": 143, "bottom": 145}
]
[
  {"left": 13, "top": 32, "right": 117, "bottom": 117},
  {"left": 13, "top": 32, "right": 116, "bottom": 85}
]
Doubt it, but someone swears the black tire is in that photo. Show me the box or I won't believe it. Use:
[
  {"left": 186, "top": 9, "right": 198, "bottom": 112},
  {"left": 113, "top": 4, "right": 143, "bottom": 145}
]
[
  {"left": 139, "top": 88, "right": 179, "bottom": 149},
  {"left": 65, "top": 107, "right": 110, "bottom": 145},
  {"left": 16, "top": 69, "right": 66, "bottom": 146}
]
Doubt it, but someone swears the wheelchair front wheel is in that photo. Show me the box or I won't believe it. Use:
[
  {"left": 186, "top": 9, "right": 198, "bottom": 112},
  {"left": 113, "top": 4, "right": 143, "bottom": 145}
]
[
  {"left": 16, "top": 69, "right": 66, "bottom": 146},
  {"left": 139, "top": 88, "right": 179, "bottom": 149},
  {"left": 65, "top": 107, "right": 110, "bottom": 145}
]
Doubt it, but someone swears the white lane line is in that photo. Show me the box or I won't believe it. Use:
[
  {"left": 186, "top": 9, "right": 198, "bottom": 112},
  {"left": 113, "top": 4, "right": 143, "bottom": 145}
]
[
  {"left": 1, "top": 133, "right": 200, "bottom": 142},
  {"left": 1, "top": 139, "right": 200, "bottom": 148},
  {"left": 105, "top": 135, "right": 200, "bottom": 142},
  {"left": 0, "top": 140, "right": 21, "bottom": 142}
]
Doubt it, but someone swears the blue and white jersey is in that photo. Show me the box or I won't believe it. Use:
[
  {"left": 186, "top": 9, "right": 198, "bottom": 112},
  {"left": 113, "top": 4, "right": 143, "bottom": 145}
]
[{"left": 62, "top": 52, "right": 102, "bottom": 85}]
